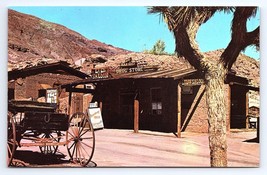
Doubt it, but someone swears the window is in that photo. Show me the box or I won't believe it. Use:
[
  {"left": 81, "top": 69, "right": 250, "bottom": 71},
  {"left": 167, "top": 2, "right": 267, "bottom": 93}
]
[
  {"left": 151, "top": 88, "right": 162, "bottom": 115},
  {"left": 38, "top": 89, "right": 46, "bottom": 98},
  {"left": 182, "top": 86, "right": 193, "bottom": 94}
]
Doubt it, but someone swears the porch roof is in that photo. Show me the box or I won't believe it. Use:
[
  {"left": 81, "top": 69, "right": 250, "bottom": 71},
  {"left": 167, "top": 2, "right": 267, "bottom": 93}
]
[
  {"left": 61, "top": 68, "right": 197, "bottom": 89},
  {"left": 8, "top": 61, "right": 89, "bottom": 80}
]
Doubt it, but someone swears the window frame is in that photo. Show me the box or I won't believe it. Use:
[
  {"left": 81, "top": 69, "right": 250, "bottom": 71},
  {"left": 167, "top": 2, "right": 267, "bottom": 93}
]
[{"left": 150, "top": 87, "right": 163, "bottom": 115}]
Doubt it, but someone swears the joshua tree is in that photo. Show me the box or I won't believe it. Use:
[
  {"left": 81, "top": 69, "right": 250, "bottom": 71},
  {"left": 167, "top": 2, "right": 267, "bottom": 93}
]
[
  {"left": 148, "top": 7, "right": 259, "bottom": 167},
  {"left": 151, "top": 39, "right": 166, "bottom": 55}
]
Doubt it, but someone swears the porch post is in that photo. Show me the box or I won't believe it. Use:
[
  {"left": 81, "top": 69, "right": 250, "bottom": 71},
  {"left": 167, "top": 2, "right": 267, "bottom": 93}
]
[
  {"left": 67, "top": 87, "right": 72, "bottom": 117},
  {"left": 227, "top": 85, "right": 231, "bottom": 132},
  {"left": 134, "top": 99, "right": 139, "bottom": 133},
  {"left": 177, "top": 84, "right": 182, "bottom": 138},
  {"left": 257, "top": 117, "right": 260, "bottom": 142},
  {"left": 99, "top": 101, "right": 103, "bottom": 112},
  {"left": 245, "top": 92, "right": 249, "bottom": 130}
]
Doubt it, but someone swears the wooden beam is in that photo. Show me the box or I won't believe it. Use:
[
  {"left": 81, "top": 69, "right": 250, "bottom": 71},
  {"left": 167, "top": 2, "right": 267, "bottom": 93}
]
[
  {"left": 65, "top": 87, "right": 94, "bottom": 94},
  {"left": 177, "top": 84, "right": 182, "bottom": 138},
  {"left": 257, "top": 117, "right": 260, "bottom": 142},
  {"left": 134, "top": 100, "right": 139, "bottom": 133},
  {"left": 99, "top": 101, "right": 103, "bottom": 112},
  {"left": 246, "top": 92, "right": 249, "bottom": 130},
  {"left": 68, "top": 91, "right": 72, "bottom": 117},
  {"left": 227, "top": 85, "right": 231, "bottom": 132}
]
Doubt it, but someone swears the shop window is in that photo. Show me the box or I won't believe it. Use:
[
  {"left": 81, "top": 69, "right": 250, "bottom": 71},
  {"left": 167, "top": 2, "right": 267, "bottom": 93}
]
[
  {"left": 151, "top": 88, "right": 162, "bottom": 115},
  {"left": 38, "top": 89, "right": 46, "bottom": 98},
  {"left": 182, "top": 86, "right": 193, "bottom": 94}
]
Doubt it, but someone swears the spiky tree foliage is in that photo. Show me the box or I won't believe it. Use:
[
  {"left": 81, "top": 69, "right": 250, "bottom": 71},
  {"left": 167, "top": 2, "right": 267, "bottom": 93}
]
[
  {"left": 148, "top": 6, "right": 259, "bottom": 167},
  {"left": 152, "top": 40, "right": 166, "bottom": 55}
]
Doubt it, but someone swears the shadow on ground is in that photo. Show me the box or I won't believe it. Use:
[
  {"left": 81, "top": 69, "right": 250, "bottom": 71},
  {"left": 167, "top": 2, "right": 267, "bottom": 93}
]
[
  {"left": 243, "top": 137, "right": 259, "bottom": 143},
  {"left": 12, "top": 150, "right": 97, "bottom": 167},
  {"left": 13, "top": 150, "right": 69, "bottom": 165}
]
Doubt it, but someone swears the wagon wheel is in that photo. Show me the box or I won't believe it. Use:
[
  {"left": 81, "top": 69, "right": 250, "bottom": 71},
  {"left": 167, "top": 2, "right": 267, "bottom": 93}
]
[
  {"left": 39, "top": 131, "right": 61, "bottom": 155},
  {"left": 67, "top": 112, "right": 95, "bottom": 166},
  {"left": 7, "top": 113, "right": 16, "bottom": 166},
  {"left": 10, "top": 159, "right": 27, "bottom": 167}
]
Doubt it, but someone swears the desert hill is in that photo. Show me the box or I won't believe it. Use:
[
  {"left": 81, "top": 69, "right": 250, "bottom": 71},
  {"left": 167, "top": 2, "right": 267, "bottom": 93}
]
[{"left": 8, "top": 9, "right": 260, "bottom": 90}]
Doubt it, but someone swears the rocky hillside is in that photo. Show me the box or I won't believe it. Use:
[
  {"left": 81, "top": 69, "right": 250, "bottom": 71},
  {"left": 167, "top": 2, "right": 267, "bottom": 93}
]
[
  {"left": 8, "top": 9, "right": 130, "bottom": 71},
  {"left": 204, "top": 49, "right": 260, "bottom": 87},
  {"left": 8, "top": 9, "right": 260, "bottom": 90}
]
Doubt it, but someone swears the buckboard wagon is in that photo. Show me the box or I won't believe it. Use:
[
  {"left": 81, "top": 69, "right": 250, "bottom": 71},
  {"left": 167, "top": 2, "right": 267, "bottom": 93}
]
[{"left": 7, "top": 100, "right": 95, "bottom": 167}]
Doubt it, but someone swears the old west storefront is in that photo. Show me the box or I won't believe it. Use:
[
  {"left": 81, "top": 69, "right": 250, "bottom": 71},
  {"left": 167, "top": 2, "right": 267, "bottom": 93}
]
[
  {"left": 62, "top": 60, "right": 258, "bottom": 135},
  {"left": 8, "top": 61, "right": 90, "bottom": 114}
]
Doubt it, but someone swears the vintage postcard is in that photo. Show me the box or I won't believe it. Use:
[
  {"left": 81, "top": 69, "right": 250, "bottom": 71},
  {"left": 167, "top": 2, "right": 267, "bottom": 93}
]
[{"left": 7, "top": 6, "right": 259, "bottom": 168}]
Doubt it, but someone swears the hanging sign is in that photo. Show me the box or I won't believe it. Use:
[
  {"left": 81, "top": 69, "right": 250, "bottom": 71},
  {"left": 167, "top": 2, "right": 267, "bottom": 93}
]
[
  {"left": 46, "top": 89, "right": 57, "bottom": 103},
  {"left": 182, "top": 79, "right": 204, "bottom": 86},
  {"left": 90, "top": 68, "right": 110, "bottom": 79}
]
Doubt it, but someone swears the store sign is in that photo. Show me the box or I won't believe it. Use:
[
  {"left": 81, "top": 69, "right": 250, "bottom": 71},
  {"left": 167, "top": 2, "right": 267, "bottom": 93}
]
[
  {"left": 115, "top": 59, "right": 147, "bottom": 74},
  {"left": 182, "top": 79, "right": 204, "bottom": 86},
  {"left": 88, "top": 108, "right": 104, "bottom": 130}
]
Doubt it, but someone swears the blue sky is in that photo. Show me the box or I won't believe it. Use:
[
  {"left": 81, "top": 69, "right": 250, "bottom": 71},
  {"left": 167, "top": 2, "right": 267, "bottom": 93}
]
[{"left": 10, "top": 6, "right": 260, "bottom": 59}]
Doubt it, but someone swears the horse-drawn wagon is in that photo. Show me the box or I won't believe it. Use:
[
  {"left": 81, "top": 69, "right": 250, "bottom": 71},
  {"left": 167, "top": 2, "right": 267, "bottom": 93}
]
[{"left": 7, "top": 100, "right": 95, "bottom": 167}]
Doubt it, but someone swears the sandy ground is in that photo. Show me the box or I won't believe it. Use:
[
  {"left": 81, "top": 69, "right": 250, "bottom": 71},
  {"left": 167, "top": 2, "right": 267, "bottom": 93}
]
[{"left": 12, "top": 129, "right": 259, "bottom": 168}]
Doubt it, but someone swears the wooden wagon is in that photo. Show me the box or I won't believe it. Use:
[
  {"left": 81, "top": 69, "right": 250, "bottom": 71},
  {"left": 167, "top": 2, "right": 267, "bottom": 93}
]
[{"left": 7, "top": 100, "right": 95, "bottom": 167}]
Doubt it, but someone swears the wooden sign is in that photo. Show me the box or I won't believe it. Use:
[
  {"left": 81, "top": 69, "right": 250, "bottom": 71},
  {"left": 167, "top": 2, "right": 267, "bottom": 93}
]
[
  {"left": 182, "top": 79, "right": 204, "bottom": 86},
  {"left": 88, "top": 108, "right": 104, "bottom": 130},
  {"left": 116, "top": 59, "right": 146, "bottom": 74},
  {"left": 46, "top": 89, "right": 57, "bottom": 103},
  {"left": 90, "top": 68, "right": 110, "bottom": 79}
]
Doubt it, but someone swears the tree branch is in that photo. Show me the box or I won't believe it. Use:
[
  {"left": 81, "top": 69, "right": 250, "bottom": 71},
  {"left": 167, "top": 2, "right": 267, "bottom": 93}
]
[
  {"left": 221, "top": 7, "right": 259, "bottom": 70},
  {"left": 246, "top": 26, "right": 260, "bottom": 46},
  {"left": 173, "top": 26, "right": 203, "bottom": 70}
]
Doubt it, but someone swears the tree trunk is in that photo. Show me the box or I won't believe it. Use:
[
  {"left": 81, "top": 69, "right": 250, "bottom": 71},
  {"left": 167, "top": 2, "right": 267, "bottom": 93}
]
[{"left": 205, "top": 62, "right": 228, "bottom": 167}]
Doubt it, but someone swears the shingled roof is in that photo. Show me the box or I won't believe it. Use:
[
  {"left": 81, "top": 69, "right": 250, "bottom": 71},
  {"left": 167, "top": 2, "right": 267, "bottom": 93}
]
[{"left": 8, "top": 61, "right": 89, "bottom": 81}]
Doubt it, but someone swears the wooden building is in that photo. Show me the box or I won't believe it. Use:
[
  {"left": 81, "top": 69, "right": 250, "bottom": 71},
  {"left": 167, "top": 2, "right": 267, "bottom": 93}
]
[
  {"left": 62, "top": 63, "right": 258, "bottom": 134},
  {"left": 8, "top": 61, "right": 90, "bottom": 114}
]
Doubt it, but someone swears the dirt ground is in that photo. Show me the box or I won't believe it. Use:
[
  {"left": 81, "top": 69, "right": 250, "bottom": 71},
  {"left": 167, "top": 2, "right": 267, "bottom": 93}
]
[{"left": 12, "top": 129, "right": 259, "bottom": 168}]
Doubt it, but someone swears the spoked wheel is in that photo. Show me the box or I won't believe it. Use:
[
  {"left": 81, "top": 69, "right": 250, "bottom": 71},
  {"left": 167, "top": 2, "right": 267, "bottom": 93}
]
[
  {"left": 10, "top": 159, "right": 27, "bottom": 167},
  {"left": 39, "top": 131, "right": 61, "bottom": 155},
  {"left": 7, "top": 113, "right": 16, "bottom": 166},
  {"left": 67, "top": 112, "right": 95, "bottom": 167}
]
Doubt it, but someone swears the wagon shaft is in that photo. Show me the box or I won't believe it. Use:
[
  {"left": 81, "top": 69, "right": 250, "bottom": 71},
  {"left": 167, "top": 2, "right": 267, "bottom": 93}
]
[{"left": 20, "top": 141, "right": 66, "bottom": 147}]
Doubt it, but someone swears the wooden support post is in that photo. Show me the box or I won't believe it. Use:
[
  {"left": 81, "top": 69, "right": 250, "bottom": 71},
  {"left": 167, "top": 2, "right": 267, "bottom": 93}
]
[
  {"left": 227, "top": 85, "right": 231, "bottom": 132},
  {"left": 134, "top": 100, "right": 139, "bottom": 133},
  {"left": 245, "top": 92, "right": 249, "bottom": 130},
  {"left": 67, "top": 90, "right": 72, "bottom": 117},
  {"left": 257, "top": 117, "right": 260, "bottom": 142},
  {"left": 177, "top": 84, "right": 182, "bottom": 138},
  {"left": 99, "top": 101, "right": 103, "bottom": 112}
]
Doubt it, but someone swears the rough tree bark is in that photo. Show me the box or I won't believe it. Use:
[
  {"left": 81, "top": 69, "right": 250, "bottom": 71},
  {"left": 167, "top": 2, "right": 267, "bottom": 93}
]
[
  {"left": 205, "top": 62, "right": 228, "bottom": 166},
  {"left": 173, "top": 14, "right": 229, "bottom": 167}
]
